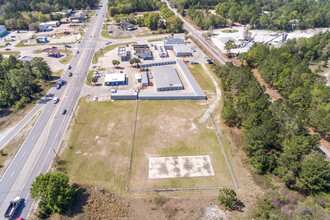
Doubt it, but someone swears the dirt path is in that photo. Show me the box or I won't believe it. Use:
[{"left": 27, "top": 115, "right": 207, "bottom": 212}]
[
  {"left": 198, "top": 64, "right": 221, "bottom": 124},
  {"left": 252, "top": 68, "right": 282, "bottom": 102}
]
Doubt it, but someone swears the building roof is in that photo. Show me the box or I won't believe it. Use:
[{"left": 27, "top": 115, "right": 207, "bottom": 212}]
[
  {"left": 152, "top": 66, "right": 183, "bottom": 90},
  {"left": 164, "top": 38, "right": 184, "bottom": 45},
  {"left": 118, "top": 46, "right": 127, "bottom": 57},
  {"left": 19, "top": 56, "right": 34, "bottom": 62},
  {"left": 36, "top": 36, "right": 47, "bottom": 40},
  {"left": 176, "top": 59, "right": 204, "bottom": 97},
  {"left": 135, "top": 73, "right": 142, "bottom": 80},
  {"left": 105, "top": 73, "right": 126, "bottom": 82},
  {"left": 141, "top": 71, "right": 148, "bottom": 84},
  {"left": 173, "top": 44, "right": 191, "bottom": 53}
]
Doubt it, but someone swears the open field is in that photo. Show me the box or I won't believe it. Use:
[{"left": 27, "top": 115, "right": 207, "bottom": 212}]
[
  {"left": 189, "top": 64, "right": 216, "bottom": 92},
  {"left": 147, "top": 37, "right": 165, "bottom": 42},
  {"left": 57, "top": 99, "right": 135, "bottom": 193},
  {"left": 129, "top": 100, "right": 235, "bottom": 190}
]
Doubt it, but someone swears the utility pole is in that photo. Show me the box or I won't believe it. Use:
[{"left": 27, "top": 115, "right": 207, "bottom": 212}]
[
  {"left": 53, "top": 148, "right": 60, "bottom": 162},
  {"left": 72, "top": 111, "right": 77, "bottom": 124}
]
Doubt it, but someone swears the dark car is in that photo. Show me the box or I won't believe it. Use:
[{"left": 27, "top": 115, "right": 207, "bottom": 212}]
[
  {"left": 61, "top": 109, "right": 67, "bottom": 115},
  {"left": 68, "top": 66, "right": 71, "bottom": 69},
  {"left": 56, "top": 84, "right": 61, "bottom": 89},
  {"left": 69, "top": 72, "right": 73, "bottom": 77}
]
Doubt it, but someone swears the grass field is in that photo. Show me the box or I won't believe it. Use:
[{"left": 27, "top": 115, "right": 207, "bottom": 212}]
[
  {"left": 57, "top": 99, "right": 135, "bottom": 194},
  {"left": 221, "top": 29, "right": 238, "bottom": 33},
  {"left": 147, "top": 37, "right": 165, "bottom": 42},
  {"left": 0, "top": 51, "right": 21, "bottom": 56},
  {"left": 129, "top": 100, "right": 234, "bottom": 190},
  {"left": 101, "top": 31, "right": 133, "bottom": 39},
  {"left": 59, "top": 50, "right": 73, "bottom": 64},
  {"left": 92, "top": 42, "right": 137, "bottom": 64},
  {"left": 188, "top": 64, "right": 216, "bottom": 92}
]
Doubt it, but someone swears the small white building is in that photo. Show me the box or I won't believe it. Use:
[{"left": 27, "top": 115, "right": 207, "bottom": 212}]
[
  {"left": 173, "top": 44, "right": 192, "bottom": 57},
  {"left": 39, "top": 23, "right": 52, "bottom": 32},
  {"left": 104, "top": 74, "right": 126, "bottom": 86},
  {"left": 135, "top": 73, "right": 142, "bottom": 83},
  {"left": 46, "top": 21, "right": 60, "bottom": 27},
  {"left": 157, "top": 45, "right": 167, "bottom": 58}
]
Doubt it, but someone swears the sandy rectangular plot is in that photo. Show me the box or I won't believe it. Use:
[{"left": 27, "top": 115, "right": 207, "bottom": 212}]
[{"left": 149, "top": 155, "right": 215, "bottom": 179}]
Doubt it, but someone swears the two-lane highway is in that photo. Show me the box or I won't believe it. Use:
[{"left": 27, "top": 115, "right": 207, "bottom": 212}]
[{"left": 0, "top": 0, "right": 108, "bottom": 218}]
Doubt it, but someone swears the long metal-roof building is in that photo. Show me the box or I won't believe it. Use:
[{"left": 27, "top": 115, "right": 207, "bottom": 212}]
[{"left": 152, "top": 66, "right": 184, "bottom": 91}]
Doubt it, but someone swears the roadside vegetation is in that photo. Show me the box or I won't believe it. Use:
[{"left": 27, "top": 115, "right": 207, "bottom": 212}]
[
  {"left": 0, "top": 51, "right": 21, "bottom": 56},
  {"left": 0, "top": 55, "right": 52, "bottom": 110},
  {"left": 170, "top": 0, "right": 330, "bottom": 31},
  {"left": 0, "top": 0, "right": 98, "bottom": 31},
  {"left": 59, "top": 50, "right": 73, "bottom": 65}
]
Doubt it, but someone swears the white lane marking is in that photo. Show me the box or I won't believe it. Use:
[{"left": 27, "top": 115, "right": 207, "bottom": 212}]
[{"left": 10, "top": 171, "right": 15, "bottom": 177}]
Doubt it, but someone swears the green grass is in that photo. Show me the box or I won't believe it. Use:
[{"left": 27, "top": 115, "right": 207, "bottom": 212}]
[
  {"left": 86, "top": 70, "right": 94, "bottom": 86},
  {"left": 32, "top": 49, "right": 43, "bottom": 54},
  {"left": 54, "top": 69, "right": 64, "bottom": 76},
  {"left": 222, "top": 29, "right": 238, "bottom": 33},
  {"left": 129, "top": 100, "right": 235, "bottom": 190},
  {"left": 92, "top": 41, "right": 137, "bottom": 64},
  {"left": 101, "top": 31, "right": 132, "bottom": 39},
  {"left": 188, "top": 64, "right": 216, "bottom": 92},
  {"left": 147, "top": 37, "right": 165, "bottom": 42},
  {"left": 59, "top": 50, "right": 73, "bottom": 64},
  {"left": 57, "top": 99, "right": 135, "bottom": 194},
  {"left": 0, "top": 51, "right": 21, "bottom": 56},
  {"left": 0, "top": 45, "right": 6, "bottom": 48}
]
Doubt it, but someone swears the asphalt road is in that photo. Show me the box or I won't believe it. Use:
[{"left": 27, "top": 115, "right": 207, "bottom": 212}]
[{"left": 0, "top": 0, "right": 108, "bottom": 218}]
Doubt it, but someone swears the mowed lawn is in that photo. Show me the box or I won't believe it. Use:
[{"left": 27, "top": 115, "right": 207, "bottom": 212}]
[
  {"left": 189, "top": 64, "right": 216, "bottom": 92},
  {"left": 129, "top": 100, "right": 234, "bottom": 190},
  {"left": 58, "top": 99, "right": 135, "bottom": 194}
]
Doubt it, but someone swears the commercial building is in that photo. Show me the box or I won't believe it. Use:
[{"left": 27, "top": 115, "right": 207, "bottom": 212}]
[
  {"left": 173, "top": 44, "right": 192, "bottom": 57},
  {"left": 104, "top": 74, "right": 126, "bottom": 86},
  {"left": 141, "top": 71, "right": 149, "bottom": 86},
  {"left": 120, "top": 22, "right": 137, "bottom": 31},
  {"left": 39, "top": 23, "right": 52, "bottom": 32},
  {"left": 69, "top": 11, "right": 86, "bottom": 22},
  {"left": 140, "top": 60, "right": 176, "bottom": 68},
  {"left": 164, "top": 38, "right": 184, "bottom": 50},
  {"left": 0, "top": 25, "right": 7, "bottom": 37},
  {"left": 157, "top": 45, "right": 167, "bottom": 58},
  {"left": 111, "top": 90, "right": 137, "bottom": 100},
  {"left": 118, "top": 46, "right": 130, "bottom": 61},
  {"left": 46, "top": 21, "right": 60, "bottom": 28},
  {"left": 133, "top": 44, "right": 153, "bottom": 60},
  {"left": 152, "top": 66, "right": 184, "bottom": 91}
]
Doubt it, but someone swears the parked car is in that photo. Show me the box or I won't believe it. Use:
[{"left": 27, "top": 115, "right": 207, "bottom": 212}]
[
  {"left": 5, "top": 48, "right": 10, "bottom": 51},
  {"left": 69, "top": 72, "right": 73, "bottom": 77},
  {"left": 93, "top": 96, "right": 98, "bottom": 101},
  {"left": 61, "top": 109, "right": 67, "bottom": 115},
  {"left": 65, "top": 45, "right": 72, "bottom": 48}
]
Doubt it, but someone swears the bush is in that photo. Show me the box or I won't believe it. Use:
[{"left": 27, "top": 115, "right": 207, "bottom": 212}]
[{"left": 218, "top": 188, "right": 238, "bottom": 210}]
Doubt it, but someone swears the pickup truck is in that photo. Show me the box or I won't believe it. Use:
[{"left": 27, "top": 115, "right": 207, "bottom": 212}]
[{"left": 4, "top": 197, "right": 24, "bottom": 219}]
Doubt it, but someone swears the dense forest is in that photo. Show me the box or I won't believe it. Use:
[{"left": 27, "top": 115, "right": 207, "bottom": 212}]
[
  {"left": 217, "top": 32, "right": 330, "bottom": 195},
  {"left": 0, "top": 0, "right": 98, "bottom": 30},
  {"left": 0, "top": 55, "right": 52, "bottom": 110},
  {"left": 108, "top": 0, "right": 163, "bottom": 17},
  {"left": 170, "top": 0, "right": 330, "bottom": 30}
]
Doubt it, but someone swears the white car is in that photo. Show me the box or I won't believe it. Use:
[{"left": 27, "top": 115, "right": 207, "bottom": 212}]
[{"left": 93, "top": 96, "right": 98, "bottom": 101}]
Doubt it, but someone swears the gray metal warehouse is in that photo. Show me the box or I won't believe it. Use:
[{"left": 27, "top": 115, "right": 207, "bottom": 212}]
[{"left": 152, "top": 66, "right": 184, "bottom": 91}]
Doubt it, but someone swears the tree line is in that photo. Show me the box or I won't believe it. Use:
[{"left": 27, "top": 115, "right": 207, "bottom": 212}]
[
  {"left": 136, "top": 5, "right": 183, "bottom": 33},
  {"left": 217, "top": 61, "right": 329, "bottom": 195},
  {"left": 169, "top": 0, "right": 330, "bottom": 31},
  {"left": 108, "top": 0, "right": 163, "bottom": 17},
  {"left": 0, "top": 0, "right": 98, "bottom": 30},
  {"left": 215, "top": 0, "right": 330, "bottom": 30},
  {"left": 242, "top": 31, "right": 330, "bottom": 141},
  {"left": 0, "top": 55, "right": 52, "bottom": 110}
]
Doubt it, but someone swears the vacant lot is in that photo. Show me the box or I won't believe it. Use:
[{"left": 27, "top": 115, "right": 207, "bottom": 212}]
[
  {"left": 58, "top": 99, "right": 135, "bottom": 193},
  {"left": 189, "top": 64, "right": 216, "bottom": 93},
  {"left": 129, "top": 100, "right": 234, "bottom": 190}
]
